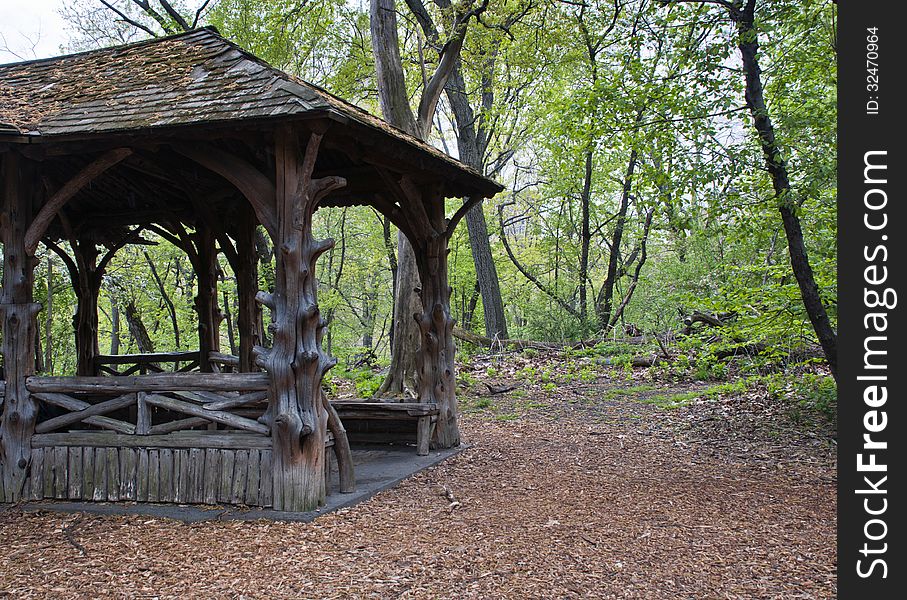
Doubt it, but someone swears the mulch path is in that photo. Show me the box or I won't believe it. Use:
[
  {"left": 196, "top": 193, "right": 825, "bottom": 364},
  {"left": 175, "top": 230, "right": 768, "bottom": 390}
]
[{"left": 0, "top": 376, "right": 836, "bottom": 599}]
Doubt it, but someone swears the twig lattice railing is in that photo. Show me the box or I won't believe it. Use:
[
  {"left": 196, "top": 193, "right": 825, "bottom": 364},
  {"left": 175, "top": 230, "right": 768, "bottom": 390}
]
[{"left": 22, "top": 373, "right": 281, "bottom": 506}]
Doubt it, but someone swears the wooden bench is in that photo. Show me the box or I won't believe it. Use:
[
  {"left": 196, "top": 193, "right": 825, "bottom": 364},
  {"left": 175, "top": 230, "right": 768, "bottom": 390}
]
[{"left": 329, "top": 401, "right": 439, "bottom": 456}]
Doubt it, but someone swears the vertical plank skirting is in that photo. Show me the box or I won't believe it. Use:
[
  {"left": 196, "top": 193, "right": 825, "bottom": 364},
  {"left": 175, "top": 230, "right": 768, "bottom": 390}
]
[{"left": 25, "top": 444, "right": 277, "bottom": 508}]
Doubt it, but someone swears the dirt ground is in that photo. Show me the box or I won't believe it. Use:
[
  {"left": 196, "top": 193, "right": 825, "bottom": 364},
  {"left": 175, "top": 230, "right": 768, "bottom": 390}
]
[{"left": 0, "top": 364, "right": 837, "bottom": 599}]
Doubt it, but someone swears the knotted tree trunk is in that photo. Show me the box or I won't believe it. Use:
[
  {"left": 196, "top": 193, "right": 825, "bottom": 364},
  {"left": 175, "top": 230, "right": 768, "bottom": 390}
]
[
  {"left": 256, "top": 125, "right": 346, "bottom": 511},
  {"left": 414, "top": 234, "right": 459, "bottom": 448},
  {"left": 0, "top": 152, "right": 40, "bottom": 501}
]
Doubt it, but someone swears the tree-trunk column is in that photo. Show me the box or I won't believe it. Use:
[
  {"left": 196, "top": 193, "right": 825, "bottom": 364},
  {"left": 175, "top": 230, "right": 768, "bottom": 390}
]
[
  {"left": 71, "top": 242, "right": 102, "bottom": 376},
  {"left": 258, "top": 125, "right": 345, "bottom": 511},
  {"left": 235, "top": 205, "right": 261, "bottom": 372},
  {"left": 414, "top": 206, "right": 459, "bottom": 449},
  {"left": 195, "top": 224, "right": 220, "bottom": 372},
  {"left": 0, "top": 152, "right": 41, "bottom": 501}
]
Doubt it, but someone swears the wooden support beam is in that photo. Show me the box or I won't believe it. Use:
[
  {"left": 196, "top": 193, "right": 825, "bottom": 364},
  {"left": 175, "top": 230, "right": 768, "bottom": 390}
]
[
  {"left": 1, "top": 151, "right": 42, "bottom": 501},
  {"left": 233, "top": 204, "right": 261, "bottom": 373},
  {"left": 262, "top": 124, "right": 352, "bottom": 511},
  {"left": 172, "top": 144, "right": 278, "bottom": 238},
  {"left": 24, "top": 148, "right": 133, "bottom": 255}
]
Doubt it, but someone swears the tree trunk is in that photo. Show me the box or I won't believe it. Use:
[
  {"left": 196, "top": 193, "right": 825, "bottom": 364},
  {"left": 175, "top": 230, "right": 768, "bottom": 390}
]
[
  {"left": 0, "top": 152, "right": 41, "bottom": 501},
  {"left": 124, "top": 300, "right": 155, "bottom": 353},
  {"left": 375, "top": 232, "right": 421, "bottom": 397},
  {"left": 194, "top": 225, "right": 220, "bottom": 372},
  {"left": 109, "top": 290, "right": 120, "bottom": 355},
  {"left": 43, "top": 256, "right": 53, "bottom": 374},
  {"left": 596, "top": 149, "right": 637, "bottom": 331},
  {"left": 579, "top": 148, "right": 593, "bottom": 327},
  {"left": 258, "top": 125, "right": 345, "bottom": 511},
  {"left": 414, "top": 230, "right": 459, "bottom": 448},
  {"left": 70, "top": 241, "right": 102, "bottom": 377},
  {"left": 734, "top": 1, "right": 837, "bottom": 377},
  {"left": 236, "top": 208, "right": 262, "bottom": 371},
  {"left": 444, "top": 65, "right": 508, "bottom": 339},
  {"left": 144, "top": 251, "right": 181, "bottom": 350},
  {"left": 370, "top": 0, "right": 424, "bottom": 396}
]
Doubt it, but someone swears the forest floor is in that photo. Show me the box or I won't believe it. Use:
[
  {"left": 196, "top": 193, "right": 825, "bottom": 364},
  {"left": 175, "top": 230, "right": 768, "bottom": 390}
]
[{"left": 0, "top": 350, "right": 837, "bottom": 599}]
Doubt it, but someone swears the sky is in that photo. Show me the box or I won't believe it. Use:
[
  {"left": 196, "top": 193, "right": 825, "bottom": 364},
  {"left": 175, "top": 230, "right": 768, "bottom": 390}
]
[{"left": 0, "top": 0, "right": 69, "bottom": 63}]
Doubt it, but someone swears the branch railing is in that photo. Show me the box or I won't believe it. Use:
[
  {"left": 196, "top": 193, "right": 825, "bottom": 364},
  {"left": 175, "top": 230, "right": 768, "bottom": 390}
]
[
  {"left": 94, "top": 351, "right": 241, "bottom": 376},
  {"left": 27, "top": 373, "right": 270, "bottom": 446}
]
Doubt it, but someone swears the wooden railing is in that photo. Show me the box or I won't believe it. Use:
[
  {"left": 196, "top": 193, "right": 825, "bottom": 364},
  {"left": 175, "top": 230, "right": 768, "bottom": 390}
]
[
  {"left": 94, "top": 351, "right": 242, "bottom": 376},
  {"left": 27, "top": 373, "right": 270, "bottom": 447}
]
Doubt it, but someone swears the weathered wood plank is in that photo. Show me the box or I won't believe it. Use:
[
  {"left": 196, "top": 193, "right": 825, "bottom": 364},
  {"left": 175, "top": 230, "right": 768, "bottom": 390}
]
[
  {"left": 32, "top": 431, "right": 272, "bottom": 449},
  {"left": 30, "top": 448, "right": 44, "bottom": 500},
  {"left": 203, "top": 449, "right": 221, "bottom": 504},
  {"left": 120, "top": 448, "right": 137, "bottom": 500},
  {"left": 82, "top": 447, "right": 95, "bottom": 500},
  {"left": 27, "top": 372, "right": 270, "bottom": 393},
  {"left": 147, "top": 450, "right": 160, "bottom": 502},
  {"left": 32, "top": 392, "right": 136, "bottom": 434},
  {"left": 143, "top": 393, "right": 269, "bottom": 434},
  {"left": 259, "top": 450, "right": 272, "bottom": 508},
  {"left": 67, "top": 447, "right": 83, "bottom": 500},
  {"left": 231, "top": 450, "right": 248, "bottom": 505},
  {"left": 245, "top": 449, "right": 260, "bottom": 506},
  {"left": 92, "top": 447, "right": 107, "bottom": 501},
  {"left": 136, "top": 450, "right": 149, "bottom": 501},
  {"left": 106, "top": 448, "right": 120, "bottom": 501},
  {"left": 176, "top": 450, "right": 190, "bottom": 503},
  {"left": 159, "top": 449, "right": 174, "bottom": 502},
  {"left": 42, "top": 447, "right": 55, "bottom": 499},
  {"left": 35, "top": 393, "right": 137, "bottom": 434},
  {"left": 329, "top": 401, "right": 440, "bottom": 418},
  {"left": 219, "top": 450, "right": 235, "bottom": 504},
  {"left": 53, "top": 447, "right": 68, "bottom": 499},
  {"left": 188, "top": 448, "right": 205, "bottom": 504}
]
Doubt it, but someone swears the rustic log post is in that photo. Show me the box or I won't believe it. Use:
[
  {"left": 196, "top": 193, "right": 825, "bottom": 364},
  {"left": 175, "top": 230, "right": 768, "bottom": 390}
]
[
  {"left": 194, "top": 224, "right": 221, "bottom": 372},
  {"left": 235, "top": 204, "right": 261, "bottom": 372},
  {"left": 0, "top": 152, "right": 41, "bottom": 501},
  {"left": 256, "top": 125, "right": 346, "bottom": 511},
  {"left": 70, "top": 241, "right": 102, "bottom": 377},
  {"left": 413, "top": 191, "right": 459, "bottom": 449}
]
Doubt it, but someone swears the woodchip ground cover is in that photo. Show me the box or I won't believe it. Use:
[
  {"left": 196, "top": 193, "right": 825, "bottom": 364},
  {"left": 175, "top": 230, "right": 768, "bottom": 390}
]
[{"left": 0, "top": 354, "right": 836, "bottom": 599}]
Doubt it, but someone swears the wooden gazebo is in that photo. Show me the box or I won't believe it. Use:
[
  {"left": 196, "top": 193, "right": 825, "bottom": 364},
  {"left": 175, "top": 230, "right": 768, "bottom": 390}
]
[{"left": 0, "top": 28, "right": 501, "bottom": 512}]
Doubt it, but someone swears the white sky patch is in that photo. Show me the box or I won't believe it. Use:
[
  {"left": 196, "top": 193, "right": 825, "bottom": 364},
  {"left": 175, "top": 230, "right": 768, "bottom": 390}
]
[{"left": 1, "top": 0, "right": 69, "bottom": 63}]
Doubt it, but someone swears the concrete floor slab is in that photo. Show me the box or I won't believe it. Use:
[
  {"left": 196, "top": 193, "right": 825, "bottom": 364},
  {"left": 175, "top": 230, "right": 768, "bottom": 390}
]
[{"left": 20, "top": 443, "right": 465, "bottom": 523}]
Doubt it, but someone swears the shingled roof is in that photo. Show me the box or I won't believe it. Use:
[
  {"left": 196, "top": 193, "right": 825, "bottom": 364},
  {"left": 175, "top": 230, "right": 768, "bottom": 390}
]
[{"left": 0, "top": 27, "right": 499, "bottom": 193}]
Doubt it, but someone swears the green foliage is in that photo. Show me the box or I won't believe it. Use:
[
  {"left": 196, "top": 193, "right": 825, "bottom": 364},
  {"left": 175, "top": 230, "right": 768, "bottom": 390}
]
[{"left": 35, "top": 0, "right": 837, "bottom": 383}]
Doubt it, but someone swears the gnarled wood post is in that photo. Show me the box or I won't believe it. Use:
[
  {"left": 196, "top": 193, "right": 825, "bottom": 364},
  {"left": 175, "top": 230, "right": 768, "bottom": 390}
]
[
  {"left": 69, "top": 241, "right": 102, "bottom": 376},
  {"left": 413, "top": 191, "right": 459, "bottom": 449},
  {"left": 256, "top": 125, "right": 346, "bottom": 511},
  {"left": 194, "top": 223, "right": 221, "bottom": 372},
  {"left": 234, "top": 204, "right": 261, "bottom": 372},
  {"left": 0, "top": 152, "right": 41, "bottom": 501}
]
